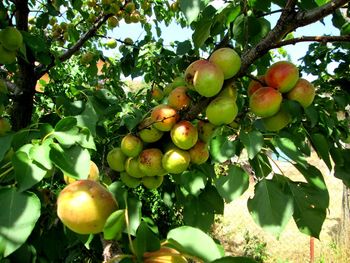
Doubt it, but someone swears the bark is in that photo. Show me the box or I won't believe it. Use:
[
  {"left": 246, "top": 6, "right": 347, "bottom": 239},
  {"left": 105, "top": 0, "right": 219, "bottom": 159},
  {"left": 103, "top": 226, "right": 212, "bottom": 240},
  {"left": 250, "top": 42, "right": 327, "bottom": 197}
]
[
  {"left": 341, "top": 185, "right": 350, "bottom": 247},
  {"left": 11, "top": 0, "right": 37, "bottom": 131}
]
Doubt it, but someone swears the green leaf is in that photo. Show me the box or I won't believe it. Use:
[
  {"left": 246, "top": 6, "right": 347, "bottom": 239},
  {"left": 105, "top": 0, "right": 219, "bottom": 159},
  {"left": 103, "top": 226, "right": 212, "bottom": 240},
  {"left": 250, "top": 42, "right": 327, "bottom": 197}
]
[
  {"left": 248, "top": 0, "right": 271, "bottom": 11},
  {"left": 199, "top": 185, "right": 224, "bottom": 214},
  {"left": 309, "top": 133, "right": 332, "bottom": 170},
  {"left": 49, "top": 144, "right": 90, "bottom": 179},
  {"left": 0, "top": 187, "right": 41, "bottom": 257},
  {"left": 134, "top": 222, "right": 160, "bottom": 259},
  {"left": 192, "top": 20, "right": 212, "bottom": 48},
  {"left": 167, "top": 226, "right": 223, "bottom": 261},
  {"left": 176, "top": 40, "right": 192, "bottom": 55},
  {"left": 233, "top": 15, "right": 270, "bottom": 45},
  {"left": 294, "top": 163, "right": 328, "bottom": 193},
  {"left": 247, "top": 178, "right": 294, "bottom": 237},
  {"left": 103, "top": 209, "right": 126, "bottom": 240},
  {"left": 249, "top": 153, "right": 272, "bottom": 179},
  {"left": 75, "top": 99, "right": 98, "bottom": 136},
  {"left": 29, "top": 142, "right": 53, "bottom": 170},
  {"left": 126, "top": 196, "right": 142, "bottom": 236},
  {"left": 75, "top": 127, "right": 96, "bottom": 150},
  {"left": 12, "top": 151, "right": 48, "bottom": 192},
  {"left": 179, "top": 0, "right": 207, "bottom": 24},
  {"left": 210, "top": 135, "right": 239, "bottom": 163},
  {"left": 334, "top": 165, "right": 350, "bottom": 187},
  {"left": 181, "top": 170, "right": 207, "bottom": 196},
  {"left": 53, "top": 117, "right": 80, "bottom": 147},
  {"left": 239, "top": 130, "right": 263, "bottom": 159},
  {"left": 287, "top": 180, "right": 327, "bottom": 238},
  {"left": 183, "top": 196, "right": 215, "bottom": 232},
  {"left": 211, "top": 256, "right": 258, "bottom": 263},
  {"left": 214, "top": 165, "right": 249, "bottom": 202},
  {"left": 0, "top": 134, "right": 13, "bottom": 161},
  {"left": 273, "top": 136, "right": 307, "bottom": 164}
]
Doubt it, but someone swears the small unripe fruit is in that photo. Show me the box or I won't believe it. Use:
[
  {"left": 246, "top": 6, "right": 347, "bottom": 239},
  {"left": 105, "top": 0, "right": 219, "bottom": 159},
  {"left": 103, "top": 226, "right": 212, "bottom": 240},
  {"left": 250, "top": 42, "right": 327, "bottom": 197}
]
[
  {"left": 265, "top": 61, "right": 299, "bottom": 93},
  {"left": 0, "top": 44, "right": 16, "bottom": 64},
  {"left": 138, "top": 148, "right": 164, "bottom": 176},
  {"left": 189, "top": 141, "right": 209, "bottom": 165},
  {"left": 138, "top": 117, "right": 164, "bottom": 143},
  {"left": 217, "top": 81, "right": 237, "bottom": 100},
  {"left": 151, "top": 86, "right": 164, "bottom": 101},
  {"left": 120, "top": 172, "right": 141, "bottom": 188},
  {"left": 249, "top": 87, "right": 282, "bottom": 118},
  {"left": 125, "top": 157, "right": 145, "bottom": 178},
  {"left": 124, "top": 2, "right": 136, "bottom": 13},
  {"left": 150, "top": 104, "right": 179, "bottom": 132},
  {"left": 0, "top": 27, "right": 23, "bottom": 51},
  {"left": 0, "top": 117, "right": 11, "bottom": 136},
  {"left": 107, "top": 147, "right": 127, "bottom": 172},
  {"left": 262, "top": 108, "right": 291, "bottom": 132},
  {"left": 121, "top": 134, "right": 143, "bottom": 157},
  {"left": 80, "top": 52, "right": 94, "bottom": 65},
  {"left": 206, "top": 97, "right": 238, "bottom": 126},
  {"left": 142, "top": 176, "right": 164, "bottom": 189},
  {"left": 185, "top": 60, "right": 224, "bottom": 97},
  {"left": 107, "top": 16, "right": 119, "bottom": 28},
  {"left": 170, "top": 121, "right": 198, "bottom": 150},
  {"left": 209, "top": 48, "right": 241, "bottom": 79},
  {"left": 124, "top": 37, "right": 133, "bottom": 45},
  {"left": 130, "top": 10, "right": 141, "bottom": 23},
  {"left": 162, "top": 147, "right": 190, "bottom": 174},
  {"left": 57, "top": 180, "right": 118, "bottom": 234},
  {"left": 167, "top": 86, "right": 191, "bottom": 110},
  {"left": 286, "top": 78, "right": 315, "bottom": 108},
  {"left": 106, "top": 39, "right": 117, "bottom": 48}
]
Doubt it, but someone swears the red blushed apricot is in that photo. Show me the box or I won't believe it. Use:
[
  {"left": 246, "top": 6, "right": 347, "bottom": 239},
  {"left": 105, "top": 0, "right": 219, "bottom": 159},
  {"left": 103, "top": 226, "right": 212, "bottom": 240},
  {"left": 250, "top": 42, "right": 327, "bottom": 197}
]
[
  {"left": 247, "top": 76, "right": 265, "bottom": 97},
  {"left": 167, "top": 86, "right": 191, "bottom": 110},
  {"left": 265, "top": 61, "right": 299, "bottom": 93},
  {"left": 189, "top": 140, "right": 209, "bottom": 165},
  {"left": 286, "top": 78, "right": 315, "bottom": 108},
  {"left": 150, "top": 104, "right": 179, "bottom": 132},
  {"left": 249, "top": 87, "right": 282, "bottom": 117}
]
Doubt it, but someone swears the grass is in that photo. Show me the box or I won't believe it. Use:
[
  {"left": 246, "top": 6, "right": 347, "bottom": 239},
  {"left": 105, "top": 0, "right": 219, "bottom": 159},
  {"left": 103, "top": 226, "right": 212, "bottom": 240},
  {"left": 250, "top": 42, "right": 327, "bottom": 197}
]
[{"left": 212, "top": 151, "right": 349, "bottom": 263}]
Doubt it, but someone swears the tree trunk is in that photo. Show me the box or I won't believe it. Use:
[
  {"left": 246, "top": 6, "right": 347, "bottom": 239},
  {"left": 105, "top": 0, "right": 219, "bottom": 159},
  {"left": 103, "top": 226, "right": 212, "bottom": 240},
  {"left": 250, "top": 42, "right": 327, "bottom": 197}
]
[
  {"left": 341, "top": 185, "right": 350, "bottom": 248},
  {"left": 11, "top": 0, "right": 37, "bottom": 130}
]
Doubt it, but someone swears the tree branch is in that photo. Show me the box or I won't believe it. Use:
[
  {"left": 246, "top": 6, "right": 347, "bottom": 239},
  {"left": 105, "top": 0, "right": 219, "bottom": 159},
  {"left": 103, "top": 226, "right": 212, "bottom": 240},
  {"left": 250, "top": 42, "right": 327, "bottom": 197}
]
[
  {"left": 35, "top": 13, "right": 112, "bottom": 78},
  {"left": 270, "top": 35, "right": 350, "bottom": 49}
]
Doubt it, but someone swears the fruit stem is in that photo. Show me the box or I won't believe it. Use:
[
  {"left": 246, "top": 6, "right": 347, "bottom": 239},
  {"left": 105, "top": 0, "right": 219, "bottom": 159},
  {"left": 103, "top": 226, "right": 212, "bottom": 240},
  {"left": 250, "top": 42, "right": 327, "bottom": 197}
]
[
  {"left": 42, "top": 131, "right": 55, "bottom": 143},
  {"left": 0, "top": 161, "right": 12, "bottom": 170},
  {"left": 0, "top": 166, "right": 14, "bottom": 178}
]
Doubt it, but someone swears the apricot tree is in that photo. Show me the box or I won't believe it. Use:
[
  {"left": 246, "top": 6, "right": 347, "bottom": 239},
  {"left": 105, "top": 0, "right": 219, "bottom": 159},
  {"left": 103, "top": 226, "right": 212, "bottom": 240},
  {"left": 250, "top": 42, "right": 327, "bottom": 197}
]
[{"left": 0, "top": 0, "right": 350, "bottom": 262}]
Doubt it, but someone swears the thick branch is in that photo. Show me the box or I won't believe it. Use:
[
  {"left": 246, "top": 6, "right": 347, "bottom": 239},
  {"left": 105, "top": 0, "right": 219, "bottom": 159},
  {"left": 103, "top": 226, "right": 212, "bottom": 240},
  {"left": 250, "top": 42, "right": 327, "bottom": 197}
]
[
  {"left": 270, "top": 35, "right": 350, "bottom": 49},
  {"left": 35, "top": 13, "right": 111, "bottom": 78},
  {"left": 295, "top": 0, "right": 350, "bottom": 28}
]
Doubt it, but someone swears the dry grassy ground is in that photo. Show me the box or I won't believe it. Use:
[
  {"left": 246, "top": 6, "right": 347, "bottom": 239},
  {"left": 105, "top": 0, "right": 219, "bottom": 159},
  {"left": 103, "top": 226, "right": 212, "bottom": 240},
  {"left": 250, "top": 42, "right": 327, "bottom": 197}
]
[{"left": 212, "top": 152, "right": 348, "bottom": 263}]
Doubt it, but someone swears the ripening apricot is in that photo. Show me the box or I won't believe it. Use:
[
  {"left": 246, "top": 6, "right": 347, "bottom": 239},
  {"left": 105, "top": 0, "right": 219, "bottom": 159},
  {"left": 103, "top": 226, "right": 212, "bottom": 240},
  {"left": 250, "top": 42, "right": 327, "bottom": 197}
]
[
  {"left": 167, "top": 86, "right": 191, "bottom": 110},
  {"left": 121, "top": 134, "right": 143, "bottom": 157},
  {"left": 189, "top": 141, "right": 209, "bottom": 165},
  {"left": 265, "top": 61, "right": 299, "bottom": 93},
  {"left": 249, "top": 87, "right": 282, "bottom": 118},
  {"left": 138, "top": 148, "right": 164, "bottom": 176},
  {"left": 170, "top": 120, "right": 198, "bottom": 150},
  {"left": 150, "top": 104, "right": 179, "bottom": 132}
]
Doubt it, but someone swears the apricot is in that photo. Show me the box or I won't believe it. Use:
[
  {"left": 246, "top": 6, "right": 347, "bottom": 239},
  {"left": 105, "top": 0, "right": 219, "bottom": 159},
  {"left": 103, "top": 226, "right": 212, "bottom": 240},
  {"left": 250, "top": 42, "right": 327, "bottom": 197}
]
[
  {"left": 197, "top": 120, "right": 217, "bottom": 143},
  {"left": 189, "top": 141, "right": 209, "bottom": 165},
  {"left": 167, "top": 86, "right": 191, "bottom": 110},
  {"left": 125, "top": 157, "right": 145, "bottom": 178},
  {"left": 138, "top": 148, "right": 164, "bottom": 176},
  {"left": 121, "top": 134, "right": 143, "bottom": 157},
  {"left": 152, "top": 86, "right": 164, "bottom": 101},
  {"left": 286, "top": 78, "right": 315, "bottom": 108},
  {"left": 0, "top": 27, "right": 23, "bottom": 51},
  {"left": 262, "top": 108, "right": 291, "bottom": 132},
  {"left": 144, "top": 246, "right": 188, "bottom": 263},
  {"left": 184, "top": 59, "right": 224, "bottom": 97},
  {"left": 107, "top": 147, "right": 127, "bottom": 172},
  {"left": 206, "top": 97, "right": 238, "bottom": 126},
  {"left": 138, "top": 117, "right": 164, "bottom": 143},
  {"left": 57, "top": 180, "right": 118, "bottom": 234},
  {"left": 0, "top": 117, "right": 11, "bottom": 136},
  {"left": 150, "top": 104, "right": 179, "bottom": 132},
  {"left": 162, "top": 147, "right": 190, "bottom": 174},
  {"left": 120, "top": 172, "right": 141, "bottom": 188},
  {"left": 170, "top": 121, "right": 198, "bottom": 150},
  {"left": 217, "top": 80, "right": 237, "bottom": 100},
  {"left": 209, "top": 47, "right": 241, "bottom": 79},
  {"left": 247, "top": 76, "right": 265, "bottom": 97},
  {"left": 265, "top": 61, "right": 299, "bottom": 93},
  {"left": 249, "top": 87, "right": 282, "bottom": 117},
  {"left": 142, "top": 175, "right": 164, "bottom": 189}
]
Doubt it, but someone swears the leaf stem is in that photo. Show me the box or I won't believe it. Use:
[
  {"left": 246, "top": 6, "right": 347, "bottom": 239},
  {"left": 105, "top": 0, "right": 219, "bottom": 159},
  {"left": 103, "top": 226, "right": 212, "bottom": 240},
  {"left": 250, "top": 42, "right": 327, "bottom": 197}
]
[{"left": 0, "top": 166, "right": 14, "bottom": 178}]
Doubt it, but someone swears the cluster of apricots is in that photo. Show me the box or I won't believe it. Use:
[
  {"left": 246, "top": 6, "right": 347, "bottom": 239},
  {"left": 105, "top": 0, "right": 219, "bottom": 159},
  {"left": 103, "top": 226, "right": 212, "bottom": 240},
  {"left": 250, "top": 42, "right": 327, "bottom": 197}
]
[
  {"left": 248, "top": 61, "right": 315, "bottom": 131},
  {"left": 106, "top": 47, "right": 242, "bottom": 189}
]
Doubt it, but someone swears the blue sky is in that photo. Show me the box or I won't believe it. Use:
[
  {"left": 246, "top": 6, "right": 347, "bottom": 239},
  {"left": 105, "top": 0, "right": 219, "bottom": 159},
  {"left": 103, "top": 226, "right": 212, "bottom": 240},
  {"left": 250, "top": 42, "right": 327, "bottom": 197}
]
[{"left": 105, "top": 3, "right": 339, "bottom": 79}]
